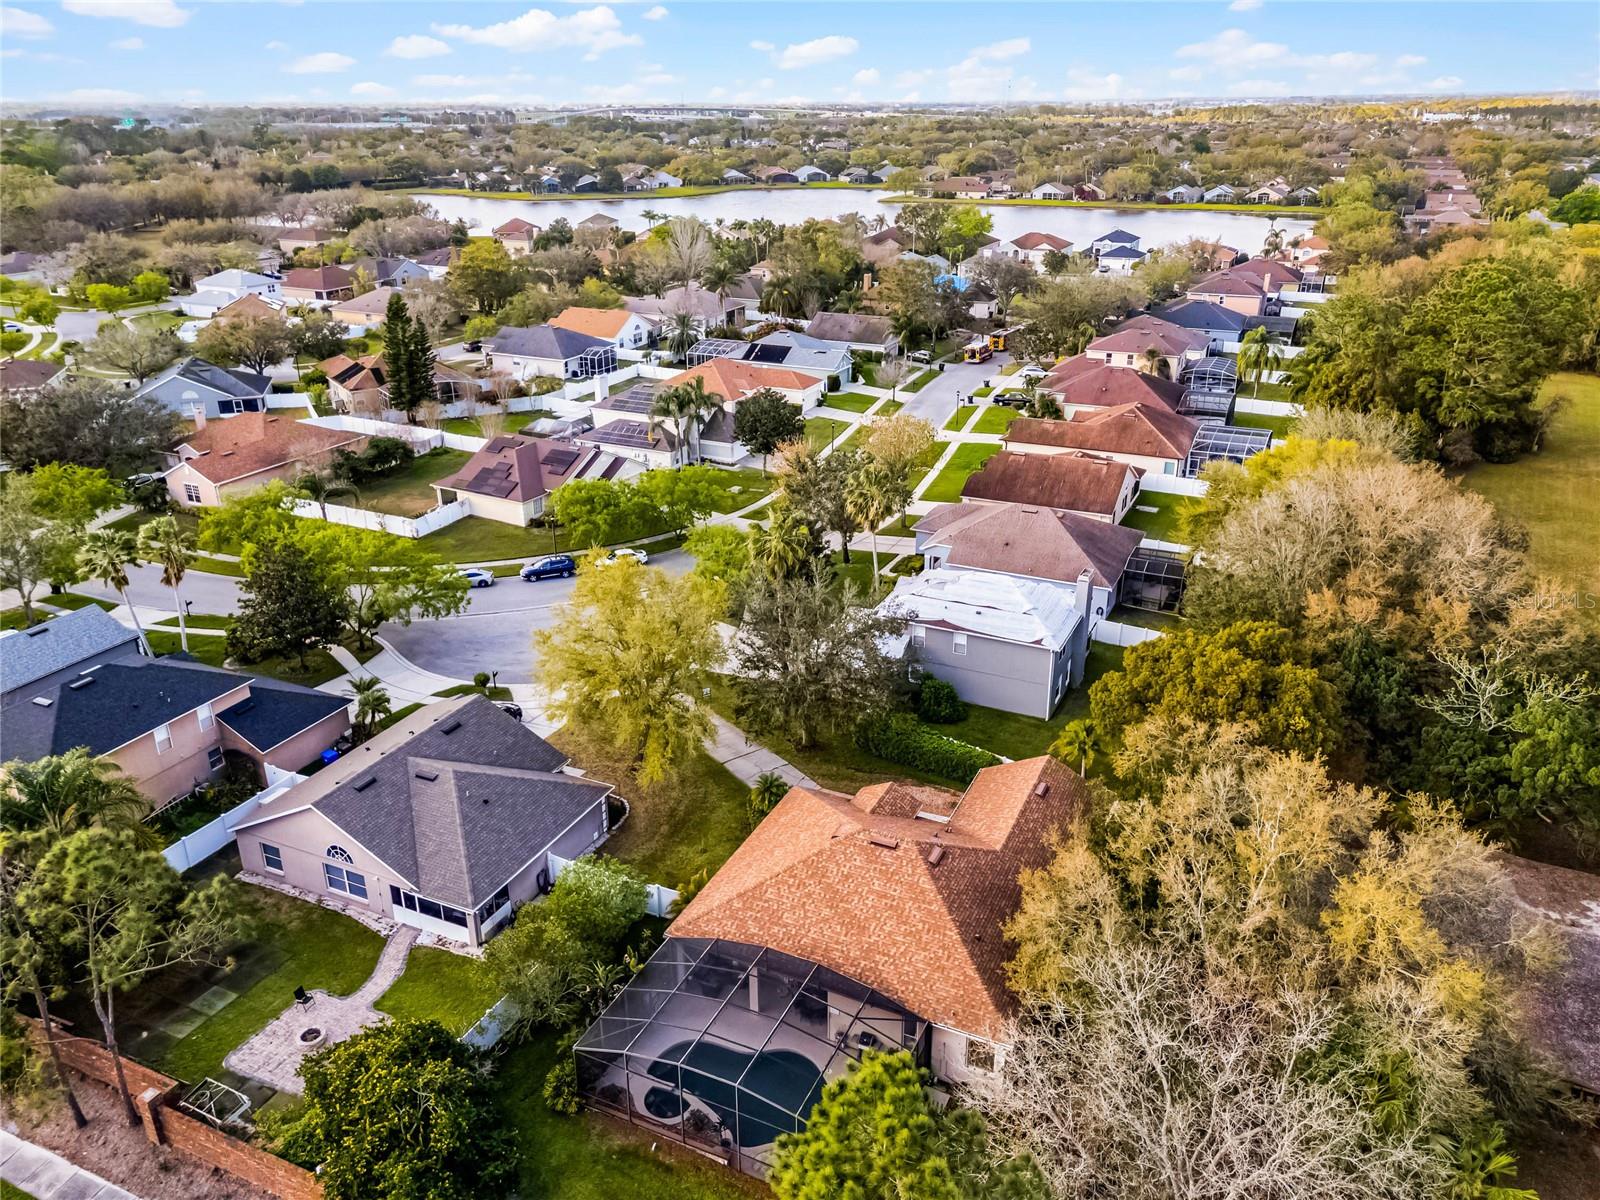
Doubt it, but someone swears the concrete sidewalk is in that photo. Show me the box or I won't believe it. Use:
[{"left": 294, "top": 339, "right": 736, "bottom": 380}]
[
  {"left": 704, "top": 711, "right": 818, "bottom": 790},
  {"left": 0, "top": 1129, "right": 139, "bottom": 1200}
]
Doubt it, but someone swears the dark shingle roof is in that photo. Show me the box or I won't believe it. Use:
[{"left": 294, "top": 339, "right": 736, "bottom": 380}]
[
  {"left": 1154, "top": 298, "right": 1250, "bottom": 332},
  {"left": 217, "top": 675, "right": 349, "bottom": 751},
  {"left": 0, "top": 359, "right": 64, "bottom": 392},
  {"left": 490, "top": 324, "right": 609, "bottom": 361},
  {"left": 0, "top": 608, "right": 139, "bottom": 698},
  {"left": 172, "top": 357, "right": 271, "bottom": 399}
]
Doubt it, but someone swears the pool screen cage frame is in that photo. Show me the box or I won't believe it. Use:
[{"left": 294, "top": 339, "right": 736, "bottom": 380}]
[{"left": 575, "top": 937, "right": 929, "bottom": 1176}]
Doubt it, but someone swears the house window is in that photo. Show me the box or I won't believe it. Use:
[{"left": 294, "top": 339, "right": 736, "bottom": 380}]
[
  {"left": 183, "top": 483, "right": 202, "bottom": 505},
  {"left": 154, "top": 723, "right": 172, "bottom": 753},
  {"left": 197, "top": 702, "right": 214, "bottom": 731},
  {"left": 326, "top": 845, "right": 354, "bottom": 863},
  {"left": 952, "top": 633, "right": 968, "bottom": 656},
  {"left": 911, "top": 625, "right": 926, "bottom": 648},
  {"left": 323, "top": 863, "right": 368, "bottom": 900},
  {"left": 218, "top": 398, "right": 243, "bottom": 415},
  {"left": 206, "top": 746, "right": 224, "bottom": 771},
  {"left": 262, "top": 844, "right": 283, "bottom": 873},
  {"left": 391, "top": 886, "right": 469, "bottom": 927},
  {"left": 965, "top": 1039, "right": 996, "bottom": 1072}
]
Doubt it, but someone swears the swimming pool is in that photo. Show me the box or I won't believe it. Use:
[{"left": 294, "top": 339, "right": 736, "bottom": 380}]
[{"left": 647, "top": 1039, "right": 824, "bottom": 1148}]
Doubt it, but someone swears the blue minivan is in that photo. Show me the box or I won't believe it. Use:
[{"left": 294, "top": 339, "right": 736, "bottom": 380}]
[{"left": 521, "top": 554, "right": 577, "bottom": 581}]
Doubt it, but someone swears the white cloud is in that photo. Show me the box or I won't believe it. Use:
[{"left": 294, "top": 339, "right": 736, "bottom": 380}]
[
  {"left": 111, "top": 35, "right": 142, "bottom": 48},
  {"left": 641, "top": 71, "right": 676, "bottom": 85},
  {"left": 1228, "top": 0, "right": 1262, "bottom": 11},
  {"left": 583, "top": 82, "right": 645, "bottom": 102},
  {"left": 895, "top": 68, "right": 934, "bottom": 90},
  {"left": 707, "top": 85, "right": 727, "bottom": 99},
  {"left": 61, "top": 0, "right": 188, "bottom": 27},
  {"left": 1, "top": 6, "right": 53, "bottom": 38},
  {"left": 1427, "top": 75, "right": 1464, "bottom": 90},
  {"left": 351, "top": 81, "right": 396, "bottom": 97},
  {"left": 963, "top": 37, "right": 1030, "bottom": 63},
  {"left": 433, "top": 7, "right": 641, "bottom": 59},
  {"left": 413, "top": 73, "right": 474, "bottom": 88},
  {"left": 386, "top": 34, "right": 449, "bottom": 58},
  {"left": 1173, "top": 27, "right": 1441, "bottom": 94},
  {"left": 748, "top": 39, "right": 774, "bottom": 52},
  {"left": 852, "top": 67, "right": 879, "bottom": 86},
  {"left": 1175, "top": 28, "right": 1289, "bottom": 70},
  {"left": 1060, "top": 67, "right": 1139, "bottom": 102},
  {"left": 642, "top": 4, "right": 667, "bottom": 18},
  {"left": 264, "top": 39, "right": 287, "bottom": 50},
  {"left": 946, "top": 39, "right": 1036, "bottom": 102},
  {"left": 284, "top": 51, "right": 356, "bottom": 73},
  {"left": 1395, "top": 53, "right": 1427, "bottom": 68},
  {"left": 50, "top": 86, "right": 143, "bottom": 104},
  {"left": 773, "top": 35, "right": 857, "bottom": 70},
  {"left": 899, "top": 91, "right": 920, "bottom": 103}
]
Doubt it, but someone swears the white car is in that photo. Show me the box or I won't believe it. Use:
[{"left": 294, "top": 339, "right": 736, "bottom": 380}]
[
  {"left": 907, "top": 349, "right": 933, "bottom": 364},
  {"left": 459, "top": 567, "right": 496, "bottom": 588},
  {"left": 601, "top": 548, "right": 650, "bottom": 566}
]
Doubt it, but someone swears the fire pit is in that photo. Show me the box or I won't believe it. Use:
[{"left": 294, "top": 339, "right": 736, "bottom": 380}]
[{"left": 298, "top": 1028, "right": 326, "bottom": 1048}]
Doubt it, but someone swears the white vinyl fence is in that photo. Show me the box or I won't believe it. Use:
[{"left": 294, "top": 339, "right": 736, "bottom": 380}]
[
  {"left": 289, "top": 497, "right": 469, "bottom": 538},
  {"left": 1092, "top": 620, "right": 1164, "bottom": 648},
  {"left": 160, "top": 766, "right": 307, "bottom": 873},
  {"left": 1233, "top": 396, "right": 1302, "bottom": 418},
  {"left": 1136, "top": 474, "right": 1208, "bottom": 497},
  {"left": 299, "top": 413, "right": 444, "bottom": 450}
]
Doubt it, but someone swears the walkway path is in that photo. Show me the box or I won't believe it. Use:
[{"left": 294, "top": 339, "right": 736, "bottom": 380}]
[
  {"left": 703, "top": 710, "right": 818, "bottom": 790},
  {"left": 0, "top": 1129, "right": 140, "bottom": 1200},
  {"left": 225, "top": 925, "right": 418, "bottom": 1095}
]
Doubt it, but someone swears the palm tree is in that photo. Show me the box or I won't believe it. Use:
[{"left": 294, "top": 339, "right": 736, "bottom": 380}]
[
  {"left": 843, "top": 460, "right": 895, "bottom": 596},
  {"left": 1138, "top": 346, "right": 1169, "bottom": 379},
  {"left": 296, "top": 469, "right": 359, "bottom": 520},
  {"left": 869, "top": 213, "right": 890, "bottom": 233},
  {"left": 347, "top": 676, "right": 392, "bottom": 740},
  {"left": 752, "top": 504, "right": 812, "bottom": 581},
  {"left": 650, "top": 385, "right": 698, "bottom": 467},
  {"left": 640, "top": 208, "right": 665, "bottom": 228},
  {"left": 136, "top": 515, "right": 196, "bottom": 654},
  {"left": 746, "top": 770, "right": 790, "bottom": 831},
  {"left": 1236, "top": 326, "right": 1283, "bottom": 398},
  {"left": 700, "top": 260, "right": 738, "bottom": 304},
  {"left": 1262, "top": 224, "right": 1285, "bottom": 256},
  {"left": 665, "top": 310, "right": 699, "bottom": 363},
  {"left": 0, "top": 749, "right": 151, "bottom": 838},
  {"left": 1051, "top": 719, "right": 1103, "bottom": 776},
  {"left": 673, "top": 375, "right": 722, "bottom": 462},
  {"left": 77, "top": 530, "right": 150, "bottom": 656}
]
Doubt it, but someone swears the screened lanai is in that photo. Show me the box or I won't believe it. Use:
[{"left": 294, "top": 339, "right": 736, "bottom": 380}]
[{"left": 575, "top": 937, "right": 929, "bottom": 1176}]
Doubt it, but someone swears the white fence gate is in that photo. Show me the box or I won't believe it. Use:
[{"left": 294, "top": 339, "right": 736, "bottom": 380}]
[
  {"left": 1092, "top": 620, "right": 1164, "bottom": 648},
  {"left": 289, "top": 497, "right": 469, "bottom": 538},
  {"left": 160, "top": 766, "right": 307, "bottom": 874}
]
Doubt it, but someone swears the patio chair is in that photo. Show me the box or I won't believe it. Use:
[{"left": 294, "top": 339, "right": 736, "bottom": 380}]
[{"left": 294, "top": 986, "right": 314, "bottom": 1009}]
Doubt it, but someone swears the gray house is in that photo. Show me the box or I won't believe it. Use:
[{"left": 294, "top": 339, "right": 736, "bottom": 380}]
[
  {"left": 133, "top": 357, "right": 272, "bottom": 420},
  {"left": 880, "top": 567, "right": 1092, "bottom": 719},
  {"left": 231, "top": 696, "right": 614, "bottom": 948},
  {"left": 0, "top": 607, "right": 143, "bottom": 708}
]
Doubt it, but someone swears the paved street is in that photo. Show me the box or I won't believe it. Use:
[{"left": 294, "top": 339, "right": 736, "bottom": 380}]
[{"left": 897, "top": 350, "right": 1015, "bottom": 429}]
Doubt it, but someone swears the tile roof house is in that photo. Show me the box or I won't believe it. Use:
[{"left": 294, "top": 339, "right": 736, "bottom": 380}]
[
  {"left": 803, "top": 310, "right": 899, "bottom": 355},
  {"left": 232, "top": 696, "right": 613, "bottom": 947},
  {"left": 961, "top": 449, "right": 1141, "bottom": 523},
  {"left": 1085, "top": 315, "right": 1210, "bottom": 378},
  {"left": 492, "top": 217, "right": 541, "bottom": 256},
  {"left": 1185, "top": 270, "right": 1267, "bottom": 316},
  {"left": 277, "top": 227, "right": 335, "bottom": 253},
  {"left": 624, "top": 283, "right": 747, "bottom": 330},
  {"left": 163, "top": 410, "right": 367, "bottom": 508},
  {"left": 209, "top": 293, "right": 287, "bottom": 325},
  {"left": 488, "top": 324, "right": 617, "bottom": 381},
  {"left": 1041, "top": 356, "right": 1187, "bottom": 413},
  {"left": 134, "top": 356, "right": 273, "bottom": 420},
  {"left": 1, "top": 655, "right": 350, "bottom": 809},
  {"left": 281, "top": 264, "right": 355, "bottom": 303},
  {"left": 982, "top": 231, "right": 1074, "bottom": 270},
  {"left": 0, "top": 358, "right": 64, "bottom": 395},
  {"left": 577, "top": 213, "right": 621, "bottom": 230},
  {"left": 1005, "top": 406, "right": 1198, "bottom": 475},
  {"left": 1152, "top": 298, "right": 1251, "bottom": 341},
  {"left": 1089, "top": 229, "right": 1141, "bottom": 255},
  {"left": 548, "top": 306, "right": 656, "bottom": 351},
  {"left": 0, "top": 607, "right": 142, "bottom": 707},
  {"left": 433, "top": 435, "right": 619, "bottom": 524},
  {"left": 329, "top": 286, "right": 402, "bottom": 331},
  {"left": 351, "top": 256, "right": 433, "bottom": 288},
  {"left": 179, "top": 269, "right": 282, "bottom": 319},
  {"left": 319, "top": 353, "right": 478, "bottom": 413},
  {"left": 1030, "top": 181, "right": 1071, "bottom": 199},
  {"left": 1227, "top": 256, "right": 1304, "bottom": 294}
]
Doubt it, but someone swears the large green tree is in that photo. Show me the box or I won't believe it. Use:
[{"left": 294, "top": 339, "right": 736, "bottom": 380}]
[
  {"left": 227, "top": 536, "right": 349, "bottom": 667},
  {"left": 0, "top": 378, "right": 181, "bottom": 474},
  {"left": 733, "top": 387, "right": 806, "bottom": 474},
  {"left": 193, "top": 314, "right": 295, "bottom": 374}
]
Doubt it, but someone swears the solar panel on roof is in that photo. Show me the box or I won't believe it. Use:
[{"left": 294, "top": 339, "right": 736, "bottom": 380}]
[
  {"left": 745, "top": 343, "right": 789, "bottom": 363},
  {"left": 544, "top": 448, "right": 579, "bottom": 471}
]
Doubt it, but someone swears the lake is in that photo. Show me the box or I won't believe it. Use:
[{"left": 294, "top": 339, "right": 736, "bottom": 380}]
[{"left": 410, "top": 189, "right": 1314, "bottom": 255}]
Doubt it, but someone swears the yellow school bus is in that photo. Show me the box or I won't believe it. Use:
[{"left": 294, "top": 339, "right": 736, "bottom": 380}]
[{"left": 963, "top": 340, "right": 993, "bottom": 363}]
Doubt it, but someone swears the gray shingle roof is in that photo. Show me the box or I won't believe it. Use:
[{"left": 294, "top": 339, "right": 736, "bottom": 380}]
[
  {"left": 805, "top": 311, "right": 892, "bottom": 346},
  {"left": 1154, "top": 298, "right": 1250, "bottom": 332},
  {"left": 217, "top": 675, "right": 351, "bottom": 751},
  {"left": 172, "top": 357, "right": 272, "bottom": 399},
  {"left": 490, "top": 324, "right": 609, "bottom": 361},
  {"left": 0, "top": 608, "right": 139, "bottom": 698}
]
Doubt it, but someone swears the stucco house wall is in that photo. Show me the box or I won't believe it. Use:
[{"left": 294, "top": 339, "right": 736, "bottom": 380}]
[
  {"left": 106, "top": 682, "right": 251, "bottom": 808},
  {"left": 911, "top": 624, "right": 1069, "bottom": 719}
]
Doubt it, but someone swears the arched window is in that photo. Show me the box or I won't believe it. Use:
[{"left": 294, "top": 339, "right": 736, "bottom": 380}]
[{"left": 326, "top": 845, "right": 354, "bottom": 863}]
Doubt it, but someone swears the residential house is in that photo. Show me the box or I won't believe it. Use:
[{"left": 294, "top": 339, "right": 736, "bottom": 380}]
[
  {"left": 134, "top": 357, "right": 273, "bottom": 420},
  {"left": 732, "top": 331, "right": 855, "bottom": 384},
  {"left": 804, "top": 310, "right": 899, "bottom": 355},
  {"left": 624, "top": 283, "right": 747, "bottom": 331},
  {"left": 319, "top": 353, "right": 479, "bottom": 413},
  {"left": 1289, "top": 235, "right": 1331, "bottom": 266},
  {"left": 1288, "top": 185, "right": 1320, "bottom": 203},
  {"left": 433, "top": 435, "right": 618, "bottom": 525},
  {"left": 882, "top": 567, "right": 1093, "bottom": 718},
  {"left": 277, "top": 227, "right": 335, "bottom": 254},
  {"left": 1084, "top": 315, "right": 1210, "bottom": 378},
  {"left": 329, "top": 286, "right": 402, "bottom": 333},
  {"left": 1244, "top": 180, "right": 1290, "bottom": 204},
  {"left": 935, "top": 176, "right": 992, "bottom": 199},
  {"left": 0, "top": 250, "right": 50, "bottom": 283},
  {"left": 415, "top": 246, "right": 457, "bottom": 280},
  {"left": 623, "top": 168, "right": 683, "bottom": 191},
  {"left": 179, "top": 268, "right": 282, "bottom": 318},
  {"left": 164, "top": 410, "right": 367, "bottom": 508},
  {"left": 0, "top": 608, "right": 142, "bottom": 708},
  {"left": 960, "top": 449, "right": 1140, "bottom": 523},
  {"left": 571, "top": 175, "right": 601, "bottom": 193},
  {"left": 281, "top": 265, "right": 355, "bottom": 304},
  {"left": 232, "top": 697, "right": 613, "bottom": 948},
  {"left": 837, "top": 166, "right": 877, "bottom": 184},
  {"left": 576, "top": 213, "right": 621, "bottom": 232},
  {"left": 1152, "top": 298, "right": 1251, "bottom": 344},
  {"left": 548, "top": 306, "right": 656, "bottom": 352},
  {"left": 1228, "top": 257, "right": 1304, "bottom": 296},
  {"left": 981, "top": 231, "right": 1073, "bottom": 270},
  {"left": 753, "top": 166, "right": 798, "bottom": 184},
  {"left": 1029, "top": 181, "right": 1071, "bottom": 199},
  {"left": 862, "top": 225, "right": 918, "bottom": 267},
  {"left": 0, "top": 358, "right": 64, "bottom": 396},
  {"left": 576, "top": 755, "right": 1089, "bottom": 1174},
  {"left": 536, "top": 175, "right": 563, "bottom": 194},
  {"left": 1, "top": 654, "right": 349, "bottom": 809},
  {"left": 1185, "top": 270, "right": 1267, "bottom": 316},
  {"left": 488, "top": 324, "right": 617, "bottom": 381},
  {"left": 209, "top": 293, "right": 287, "bottom": 325},
  {"left": 1090, "top": 227, "right": 1140, "bottom": 257},
  {"left": 1163, "top": 184, "right": 1204, "bottom": 203},
  {"left": 352, "top": 256, "right": 433, "bottom": 288},
  {"left": 1095, "top": 244, "right": 1147, "bottom": 274},
  {"left": 1201, "top": 184, "right": 1237, "bottom": 203},
  {"left": 1075, "top": 182, "right": 1107, "bottom": 201},
  {"left": 1041, "top": 356, "right": 1187, "bottom": 415},
  {"left": 1005, "top": 406, "right": 1198, "bottom": 477},
  {"left": 721, "top": 167, "right": 753, "bottom": 184},
  {"left": 793, "top": 165, "right": 831, "bottom": 183},
  {"left": 493, "top": 218, "right": 542, "bottom": 256}
]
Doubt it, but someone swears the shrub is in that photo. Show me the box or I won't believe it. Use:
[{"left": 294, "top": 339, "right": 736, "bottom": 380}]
[
  {"left": 854, "top": 713, "right": 1000, "bottom": 783},
  {"left": 917, "top": 676, "right": 967, "bottom": 723},
  {"left": 473, "top": 671, "right": 491, "bottom": 689},
  {"left": 542, "top": 1029, "right": 581, "bottom": 1114},
  {"left": 0, "top": 332, "right": 27, "bottom": 354}
]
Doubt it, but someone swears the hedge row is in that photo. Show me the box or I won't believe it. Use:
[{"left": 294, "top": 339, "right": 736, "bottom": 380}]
[{"left": 854, "top": 713, "right": 1000, "bottom": 784}]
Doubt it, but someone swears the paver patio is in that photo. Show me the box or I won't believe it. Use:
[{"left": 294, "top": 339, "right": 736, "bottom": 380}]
[{"left": 224, "top": 925, "right": 418, "bottom": 1094}]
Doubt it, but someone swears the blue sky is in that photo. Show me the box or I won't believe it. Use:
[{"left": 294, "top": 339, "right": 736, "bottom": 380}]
[{"left": 1, "top": 1, "right": 1596, "bottom": 109}]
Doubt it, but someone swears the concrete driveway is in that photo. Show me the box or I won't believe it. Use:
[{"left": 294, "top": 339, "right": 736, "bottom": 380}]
[{"left": 897, "top": 351, "right": 1014, "bottom": 429}]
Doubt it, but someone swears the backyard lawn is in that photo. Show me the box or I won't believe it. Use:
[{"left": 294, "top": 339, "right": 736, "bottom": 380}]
[
  {"left": 804, "top": 415, "right": 856, "bottom": 453},
  {"left": 1120, "top": 490, "right": 1190, "bottom": 543},
  {"left": 421, "top": 516, "right": 576, "bottom": 562},
  {"left": 357, "top": 448, "right": 471, "bottom": 518},
  {"left": 144, "top": 629, "right": 357, "bottom": 687},
  {"left": 1464, "top": 371, "right": 1600, "bottom": 627},
  {"left": 705, "top": 467, "right": 776, "bottom": 514},
  {"left": 374, "top": 947, "right": 502, "bottom": 1036},
  {"left": 943, "top": 405, "right": 979, "bottom": 432},
  {"left": 971, "top": 405, "right": 1023, "bottom": 435},
  {"left": 919, "top": 443, "right": 1000, "bottom": 503},
  {"left": 937, "top": 643, "right": 1126, "bottom": 760},
  {"left": 822, "top": 391, "right": 878, "bottom": 414},
  {"left": 1229, "top": 411, "right": 1296, "bottom": 437},
  {"left": 440, "top": 416, "right": 486, "bottom": 437}
]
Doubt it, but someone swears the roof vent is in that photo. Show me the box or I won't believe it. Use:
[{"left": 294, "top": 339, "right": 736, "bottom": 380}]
[
  {"left": 24, "top": 625, "right": 50, "bottom": 638},
  {"left": 31, "top": 696, "right": 53, "bottom": 707},
  {"left": 1033, "top": 781, "right": 1050, "bottom": 797},
  {"left": 441, "top": 720, "right": 461, "bottom": 735},
  {"left": 867, "top": 833, "right": 900, "bottom": 850},
  {"left": 414, "top": 769, "right": 439, "bottom": 782},
  {"left": 68, "top": 677, "right": 95, "bottom": 690},
  {"left": 926, "top": 845, "right": 946, "bottom": 867},
  {"left": 352, "top": 777, "right": 377, "bottom": 792}
]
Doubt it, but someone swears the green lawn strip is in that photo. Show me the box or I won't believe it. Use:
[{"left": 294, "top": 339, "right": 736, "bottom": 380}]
[
  {"left": 434, "top": 683, "right": 515, "bottom": 701},
  {"left": 153, "top": 885, "right": 384, "bottom": 1085},
  {"left": 875, "top": 399, "right": 904, "bottom": 416},
  {"left": 128, "top": 310, "right": 186, "bottom": 332},
  {"left": 154, "top": 613, "right": 232, "bottom": 629},
  {"left": 1228, "top": 411, "right": 1296, "bottom": 437},
  {"left": 1111, "top": 607, "right": 1185, "bottom": 631},
  {"left": 943, "top": 405, "right": 979, "bottom": 432},
  {"left": 1120, "top": 490, "right": 1190, "bottom": 543},
  {"left": 356, "top": 448, "right": 472, "bottom": 518},
  {"left": 20, "top": 331, "right": 56, "bottom": 359},
  {"left": 972, "top": 386, "right": 994, "bottom": 399},
  {"left": 1054, "top": 643, "right": 1127, "bottom": 730},
  {"left": 902, "top": 369, "right": 936, "bottom": 393},
  {"left": 0, "top": 608, "right": 42, "bottom": 631},
  {"left": 107, "top": 509, "right": 201, "bottom": 538},
  {"left": 933, "top": 702, "right": 1074, "bottom": 762},
  {"left": 377, "top": 701, "right": 424, "bottom": 731},
  {"left": 805, "top": 415, "right": 856, "bottom": 453},
  {"left": 1242, "top": 380, "right": 1294, "bottom": 402},
  {"left": 439, "top": 416, "right": 484, "bottom": 437},
  {"left": 1463, "top": 371, "right": 1600, "bottom": 628},
  {"left": 705, "top": 467, "right": 776, "bottom": 514},
  {"left": 822, "top": 391, "right": 879, "bottom": 414},
  {"left": 877, "top": 513, "right": 920, "bottom": 538},
  {"left": 145, "top": 629, "right": 227, "bottom": 665},
  {"left": 194, "top": 554, "right": 247, "bottom": 577},
  {"left": 495, "top": 1034, "right": 762, "bottom": 1200},
  {"left": 999, "top": 361, "right": 1022, "bottom": 376},
  {"left": 145, "top": 629, "right": 350, "bottom": 686},
  {"left": 552, "top": 732, "right": 748, "bottom": 891},
  {"left": 971, "top": 405, "right": 1022, "bottom": 435},
  {"left": 38, "top": 591, "right": 117, "bottom": 612},
  {"left": 919, "top": 443, "right": 1001, "bottom": 503},
  {"left": 2, "top": 1180, "right": 38, "bottom": 1200},
  {"left": 420, "top": 516, "right": 577, "bottom": 562},
  {"left": 826, "top": 549, "right": 890, "bottom": 604},
  {"left": 374, "top": 947, "right": 502, "bottom": 1036}
]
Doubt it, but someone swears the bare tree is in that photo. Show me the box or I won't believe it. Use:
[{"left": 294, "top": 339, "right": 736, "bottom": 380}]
[{"left": 664, "top": 216, "right": 712, "bottom": 290}]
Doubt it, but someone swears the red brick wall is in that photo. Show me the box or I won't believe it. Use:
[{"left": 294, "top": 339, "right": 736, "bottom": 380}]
[{"left": 27, "top": 1022, "right": 322, "bottom": 1200}]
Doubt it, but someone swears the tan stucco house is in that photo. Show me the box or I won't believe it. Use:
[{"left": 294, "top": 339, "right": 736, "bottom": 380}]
[{"left": 164, "top": 411, "right": 367, "bottom": 508}]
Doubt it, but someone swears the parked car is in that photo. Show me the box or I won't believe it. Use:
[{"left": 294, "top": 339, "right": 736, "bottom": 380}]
[
  {"left": 520, "top": 554, "right": 576, "bottom": 581},
  {"left": 908, "top": 349, "right": 933, "bottom": 364},
  {"left": 2, "top": 322, "right": 22, "bottom": 333},
  {"left": 459, "top": 567, "right": 495, "bottom": 588},
  {"left": 464, "top": 340, "right": 483, "bottom": 352},
  {"left": 600, "top": 547, "right": 649, "bottom": 566},
  {"left": 498, "top": 703, "right": 524, "bottom": 721}
]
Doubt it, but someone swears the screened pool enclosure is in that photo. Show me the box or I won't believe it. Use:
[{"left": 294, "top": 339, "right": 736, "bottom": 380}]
[{"left": 575, "top": 937, "right": 929, "bottom": 1175}]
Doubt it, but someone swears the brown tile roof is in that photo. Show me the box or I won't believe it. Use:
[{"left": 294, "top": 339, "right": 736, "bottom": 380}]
[
  {"left": 283, "top": 265, "right": 353, "bottom": 292},
  {"left": 1228, "top": 256, "right": 1304, "bottom": 289},
  {"left": 494, "top": 218, "right": 538, "bottom": 237},
  {"left": 320, "top": 352, "right": 385, "bottom": 391},
  {"left": 211, "top": 293, "right": 282, "bottom": 323},
  {"left": 435, "top": 435, "right": 597, "bottom": 503},
  {"left": 331, "top": 286, "right": 400, "bottom": 319},
  {"left": 549, "top": 306, "right": 634, "bottom": 339},
  {"left": 662, "top": 358, "right": 816, "bottom": 398},
  {"left": 1188, "top": 270, "right": 1266, "bottom": 299},
  {"left": 173, "top": 412, "right": 364, "bottom": 484},
  {"left": 805, "top": 310, "right": 893, "bottom": 346},
  {"left": 1087, "top": 315, "right": 1210, "bottom": 359},
  {"left": 671, "top": 756, "right": 1088, "bottom": 1038},
  {"left": 914, "top": 501, "right": 1144, "bottom": 589},
  {"left": 1007, "top": 403, "right": 1197, "bottom": 461},
  {"left": 960, "top": 450, "right": 1137, "bottom": 518},
  {"left": 1042, "top": 356, "right": 1186, "bottom": 410},
  {"left": 1010, "top": 231, "right": 1072, "bottom": 251}
]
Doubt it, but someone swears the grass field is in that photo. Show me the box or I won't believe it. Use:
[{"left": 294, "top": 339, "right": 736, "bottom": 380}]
[
  {"left": 144, "top": 629, "right": 352, "bottom": 687},
  {"left": 944, "top": 405, "right": 979, "bottom": 432},
  {"left": 972, "top": 405, "right": 1023, "bottom": 435},
  {"left": 1463, "top": 372, "right": 1600, "bottom": 626},
  {"left": 705, "top": 467, "right": 776, "bottom": 513},
  {"left": 920, "top": 442, "right": 1001, "bottom": 503},
  {"left": 374, "top": 947, "right": 502, "bottom": 1035},
  {"left": 822, "top": 391, "right": 879, "bottom": 413},
  {"left": 357, "top": 448, "right": 471, "bottom": 517},
  {"left": 1229, "top": 411, "right": 1297, "bottom": 437},
  {"left": 1121, "top": 490, "right": 1190, "bottom": 543},
  {"left": 805, "top": 415, "right": 856, "bottom": 453}
]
